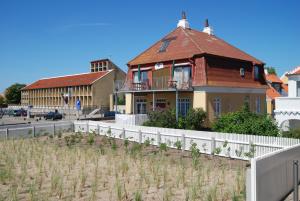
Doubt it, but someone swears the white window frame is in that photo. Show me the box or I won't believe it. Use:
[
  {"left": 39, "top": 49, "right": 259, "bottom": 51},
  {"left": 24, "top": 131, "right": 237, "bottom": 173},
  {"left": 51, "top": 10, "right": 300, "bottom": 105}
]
[{"left": 213, "top": 98, "right": 221, "bottom": 117}]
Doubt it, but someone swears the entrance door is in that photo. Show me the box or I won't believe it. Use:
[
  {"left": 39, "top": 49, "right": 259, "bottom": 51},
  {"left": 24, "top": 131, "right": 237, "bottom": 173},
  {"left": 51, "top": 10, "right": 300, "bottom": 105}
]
[{"left": 136, "top": 98, "right": 147, "bottom": 114}]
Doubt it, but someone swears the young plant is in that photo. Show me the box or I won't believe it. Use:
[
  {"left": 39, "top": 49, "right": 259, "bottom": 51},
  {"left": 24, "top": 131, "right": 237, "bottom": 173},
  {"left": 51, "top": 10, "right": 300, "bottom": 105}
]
[
  {"left": 159, "top": 143, "right": 168, "bottom": 153},
  {"left": 174, "top": 140, "right": 182, "bottom": 150}
]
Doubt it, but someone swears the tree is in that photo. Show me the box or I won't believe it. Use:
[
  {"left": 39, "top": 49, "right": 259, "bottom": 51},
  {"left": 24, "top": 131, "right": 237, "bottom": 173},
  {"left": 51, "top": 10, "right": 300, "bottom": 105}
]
[
  {"left": 212, "top": 104, "right": 279, "bottom": 136},
  {"left": 265, "top": 67, "right": 277, "bottom": 75},
  {"left": 0, "top": 94, "right": 5, "bottom": 106},
  {"left": 4, "top": 83, "right": 26, "bottom": 104}
]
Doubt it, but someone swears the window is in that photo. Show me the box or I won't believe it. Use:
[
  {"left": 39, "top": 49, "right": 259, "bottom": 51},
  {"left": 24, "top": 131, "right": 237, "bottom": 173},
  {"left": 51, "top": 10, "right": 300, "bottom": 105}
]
[
  {"left": 254, "top": 66, "right": 260, "bottom": 80},
  {"left": 255, "top": 97, "right": 261, "bottom": 113},
  {"left": 156, "top": 99, "right": 166, "bottom": 109},
  {"left": 240, "top": 68, "right": 245, "bottom": 77},
  {"left": 159, "top": 39, "right": 170, "bottom": 52},
  {"left": 213, "top": 98, "right": 221, "bottom": 117},
  {"left": 178, "top": 98, "right": 190, "bottom": 117},
  {"left": 244, "top": 96, "right": 250, "bottom": 107},
  {"left": 133, "top": 71, "right": 149, "bottom": 83},
  {"left": 136, "top": 98, "right": 147, "bottom": 114},
  {"left": 173, "top": 66, "right": 191, "bottom": 89}
]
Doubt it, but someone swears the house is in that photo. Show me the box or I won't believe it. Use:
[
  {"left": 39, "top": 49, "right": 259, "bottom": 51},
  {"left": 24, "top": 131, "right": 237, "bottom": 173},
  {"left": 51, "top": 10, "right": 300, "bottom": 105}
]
[
  {"left": 117, "top": 13, "right": 267, "bottom": 125},
  {"left": 21, "top": 59, "right": 126, "bottom": 113},
  {"left": 265, "top": 72, "right": 287, "bottom": 116},
  {"left": 275, "top": 67, "right": 300, "bottom": 130}
]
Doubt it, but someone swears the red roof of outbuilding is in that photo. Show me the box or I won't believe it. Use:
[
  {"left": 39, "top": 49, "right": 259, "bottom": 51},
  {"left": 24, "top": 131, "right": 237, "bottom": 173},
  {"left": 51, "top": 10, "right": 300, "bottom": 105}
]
[
  {"left": 265, "top": 74, "right": 282, "bottom": 83},
  {"left": 128, "top": 27, "right": 263, "bottom": 66},
  {"left": 288, "top": 66, "right": 300, "bottom": 75},
  {"left": 23, "top": 71, "right": 110, "bottom": 90}
]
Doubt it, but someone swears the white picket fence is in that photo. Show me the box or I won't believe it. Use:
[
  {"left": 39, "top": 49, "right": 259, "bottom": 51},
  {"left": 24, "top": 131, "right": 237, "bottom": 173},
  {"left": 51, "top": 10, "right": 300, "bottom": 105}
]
[{"left": 74, "top": 120, "right": 300, "bottom": 161}]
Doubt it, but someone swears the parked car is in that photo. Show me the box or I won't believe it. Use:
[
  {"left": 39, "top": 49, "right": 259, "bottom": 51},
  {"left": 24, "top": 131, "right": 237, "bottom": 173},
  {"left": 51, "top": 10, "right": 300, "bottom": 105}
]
[
  {"left": 14, "top": 109, "right": 27, "bottom": 117},
  {"left": 103, "top": 111, "right": 119, "bottom": 118},
  {"left": 44, "top": 111, "right": 63, "bottom": 120}
]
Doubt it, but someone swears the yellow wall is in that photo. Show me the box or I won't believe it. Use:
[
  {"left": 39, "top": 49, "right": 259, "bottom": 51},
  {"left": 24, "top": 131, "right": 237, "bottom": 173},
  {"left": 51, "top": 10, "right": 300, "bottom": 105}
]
[
  {"left": 266, "top": 99, "right": 274, "bottom": 116},
  {"left": 193, "top": 91, "right": 207, "bottom": 111},
  {"left": 125, "top": 93, "right": 133, "bottom": 114},
  {"left": 206, "top": 93, "right": 266, "bottom": 123}
]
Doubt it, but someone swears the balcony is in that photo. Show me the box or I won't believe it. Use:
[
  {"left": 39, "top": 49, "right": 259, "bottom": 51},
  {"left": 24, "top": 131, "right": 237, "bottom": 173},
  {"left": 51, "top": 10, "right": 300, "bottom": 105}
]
[
  {"left": 275, "top": 97, "right": 300, "bottom": 113},
  {"left": 115, "top": 76, "right": 193, "bottom": 92}
]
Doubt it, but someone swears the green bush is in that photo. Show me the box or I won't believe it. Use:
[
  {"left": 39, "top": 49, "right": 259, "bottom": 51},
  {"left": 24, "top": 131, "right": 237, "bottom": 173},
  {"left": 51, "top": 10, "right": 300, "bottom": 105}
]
[
  {"left": 185, "top": 108, "right": 206, "bottom": 130},
  {"left": 143, "top": 108, "right": 206, "bottom": 130},
  {"left": 282, "top": 129, "right": 300, "bottom": 139},
  {"left": 212, "top": 104, "right": 279, "bottom": 136}
]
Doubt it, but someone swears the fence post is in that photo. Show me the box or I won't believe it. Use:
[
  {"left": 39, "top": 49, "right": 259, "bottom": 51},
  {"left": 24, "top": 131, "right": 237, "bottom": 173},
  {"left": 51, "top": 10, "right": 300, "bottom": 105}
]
[
  {"left": 211, "top": 137, "right": 216, "bottom": 154},
  {"left": 32, "top": 126, "right": 35, "bottom": 138},
  {"left": 97, "top": 124, "right": 100, "bottom": 135},
  {"left": 138, "top": 130, "right": 142, "bottom": 144},
  {"left": 5, "top": 128, "right": 8, "bottom": 140},
  {"left": 181, "top": 134, "right": 186, "bottom": 152},
  {"left": 294, "top": 160, "right": 299, "bottom": 201},
  {"left": 157, "top": 131, "right": 161, "bottom": 145},
  {"left": 122, "top": 128, "right": 126, "bottom": 140}
]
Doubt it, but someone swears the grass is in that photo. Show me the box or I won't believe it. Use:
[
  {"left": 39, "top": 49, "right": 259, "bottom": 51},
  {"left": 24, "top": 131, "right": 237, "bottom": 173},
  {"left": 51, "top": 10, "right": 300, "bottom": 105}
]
[{"left": 0, "top": 133, "right": 247, "bottom": 200}]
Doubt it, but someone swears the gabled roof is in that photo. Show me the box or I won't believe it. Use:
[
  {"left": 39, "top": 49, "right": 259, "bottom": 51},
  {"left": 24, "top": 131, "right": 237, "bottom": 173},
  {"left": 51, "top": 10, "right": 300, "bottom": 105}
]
[
  {"left": 23, "top": 71, "right": 110, "bottom": 90},
  {"left": 265, "top": 74, "right": 282, "bottom": 83},
  {"left": 128, "top": 27, "right": 263, "bottom": 66}
]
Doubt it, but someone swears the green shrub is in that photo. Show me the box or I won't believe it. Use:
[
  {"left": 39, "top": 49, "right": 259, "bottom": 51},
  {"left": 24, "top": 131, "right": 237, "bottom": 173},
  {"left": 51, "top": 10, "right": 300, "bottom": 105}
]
[
  {"left": 143, "top": 108, "right": 206, "bottom": 130},
  {"left": 174, "top": 140, "right": 182, "bottom": 150},
  {"left": 212, "top": 104, "right": 279, "bottom": 136},
  {"left": 87, "top": 133, "right": 95, "bottom": 145},
  {"left": 282, "top": 129, "right": 300, "bottom": 139},
  {"left": 143, "top": 109, "right": 177, "bottom": 128},
  {"left": 159, "top": 143, "right": 168, "bottom": 152},
  {"left": 185, "top": 108, "right": 206, "bottom": 130}
]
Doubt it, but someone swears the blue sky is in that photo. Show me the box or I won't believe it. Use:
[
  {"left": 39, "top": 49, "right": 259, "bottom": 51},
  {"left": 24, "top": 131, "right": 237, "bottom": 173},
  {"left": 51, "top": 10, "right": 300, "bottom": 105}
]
[{"left": 0, "top": 0, "right": 299, "bottom": 93}]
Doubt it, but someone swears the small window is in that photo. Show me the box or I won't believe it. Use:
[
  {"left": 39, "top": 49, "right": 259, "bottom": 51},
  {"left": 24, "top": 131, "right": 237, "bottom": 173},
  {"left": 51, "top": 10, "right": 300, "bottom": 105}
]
[
  {"left": 213, "top": 98, "right": 221, "bottom": 117},
  {"left": 240, "top": 68, "right": 245, "bottom": 77},
  {"left": 254, "top": 66, "right": 260, "bottom": 80},
  {"left": 159, "top": 39, "right": 170, "bottom": 52}
]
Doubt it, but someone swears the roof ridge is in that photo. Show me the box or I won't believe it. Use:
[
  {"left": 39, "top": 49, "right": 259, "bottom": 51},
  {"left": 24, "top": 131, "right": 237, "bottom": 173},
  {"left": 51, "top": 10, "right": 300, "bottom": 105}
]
[
  {"left": 39, "top": 70, "right": 110, "bottom": 80},
  {"left": 182, "top": 28, "right": 204, "bottom": 53}
]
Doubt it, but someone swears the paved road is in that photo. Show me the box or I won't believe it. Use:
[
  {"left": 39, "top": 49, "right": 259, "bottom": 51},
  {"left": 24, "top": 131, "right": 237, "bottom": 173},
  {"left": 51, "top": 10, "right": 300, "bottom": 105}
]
[{"left": 0, "top": 116, "right": 73, "bottom": 129}]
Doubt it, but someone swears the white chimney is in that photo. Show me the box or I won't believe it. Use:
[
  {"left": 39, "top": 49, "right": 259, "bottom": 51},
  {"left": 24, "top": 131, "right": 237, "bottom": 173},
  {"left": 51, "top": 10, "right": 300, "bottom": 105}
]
[
  {"left": 203, "top": 19, "right": 214, "bottom": 35},
  {"left": 177, "top": 11, "right": 190, "bottom": 29}
]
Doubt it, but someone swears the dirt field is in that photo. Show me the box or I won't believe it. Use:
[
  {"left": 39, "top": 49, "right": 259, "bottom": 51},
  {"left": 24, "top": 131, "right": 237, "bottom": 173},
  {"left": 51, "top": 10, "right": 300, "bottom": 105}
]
[{"left": 0, "top": 133, "right": 247, "bottom": 201}]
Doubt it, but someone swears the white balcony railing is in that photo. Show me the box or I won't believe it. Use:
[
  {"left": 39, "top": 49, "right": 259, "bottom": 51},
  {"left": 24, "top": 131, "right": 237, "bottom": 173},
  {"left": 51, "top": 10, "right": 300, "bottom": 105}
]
[{"left": 275, "top": 97, "right": 300, "bottom": 112}]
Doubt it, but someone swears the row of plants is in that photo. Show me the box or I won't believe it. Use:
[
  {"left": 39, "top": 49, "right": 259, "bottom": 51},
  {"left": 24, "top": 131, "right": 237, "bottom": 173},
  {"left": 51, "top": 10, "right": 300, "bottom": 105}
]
[{"left": 143, "top": 104, "right": 282, "bottom": 138}]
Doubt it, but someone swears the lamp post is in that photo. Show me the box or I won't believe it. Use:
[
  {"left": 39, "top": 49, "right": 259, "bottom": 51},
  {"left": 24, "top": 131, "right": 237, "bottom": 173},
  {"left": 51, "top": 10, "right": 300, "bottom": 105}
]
[
  {"left": 114, "top": 87, "right": 118, "bottom": 113},
  {"left": 171, "top": 81, "right": 178, "bottom": 122}
]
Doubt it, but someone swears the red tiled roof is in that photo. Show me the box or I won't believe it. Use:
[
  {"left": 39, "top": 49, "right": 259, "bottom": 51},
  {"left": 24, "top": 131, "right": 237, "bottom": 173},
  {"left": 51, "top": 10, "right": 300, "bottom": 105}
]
[
  {"left": 128, "top": 27, "right": 263, "bottom": 66},
  {"left": 23, "top": 71, "right": 110, "bottom": 90},
  {"left": 265, "top": 74, "right": 282, "bottom": 83},
  {"left": 288, "top": 66, "right": 300, "bottom": 75},
  {"left": 266, "top": 85, "right": 281, "bottom": 100}
]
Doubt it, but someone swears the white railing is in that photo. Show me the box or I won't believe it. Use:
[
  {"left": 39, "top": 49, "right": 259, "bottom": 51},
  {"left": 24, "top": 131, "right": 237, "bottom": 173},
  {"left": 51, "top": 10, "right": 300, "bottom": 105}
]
[
  {"left": 115, "top": 114, "right": 148, "bottom": 125},
  {"left": 0, "top": 122, "right": 74, "bottom": 139},
  {"left": 249, "top": 144, "right": 300, "bottom": 201},
  {"left": 74, "top": 120, "right": 300, "bottom": 161}
]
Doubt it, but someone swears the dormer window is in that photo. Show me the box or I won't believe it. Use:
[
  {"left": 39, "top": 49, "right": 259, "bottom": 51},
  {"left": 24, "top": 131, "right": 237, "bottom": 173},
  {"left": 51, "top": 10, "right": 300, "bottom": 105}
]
[
  {"left": 254, "top": 65, "right": 260, "bottom": 80},
  {"left": 159, "top": 39, "right": 170, "bottom": 52}
]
